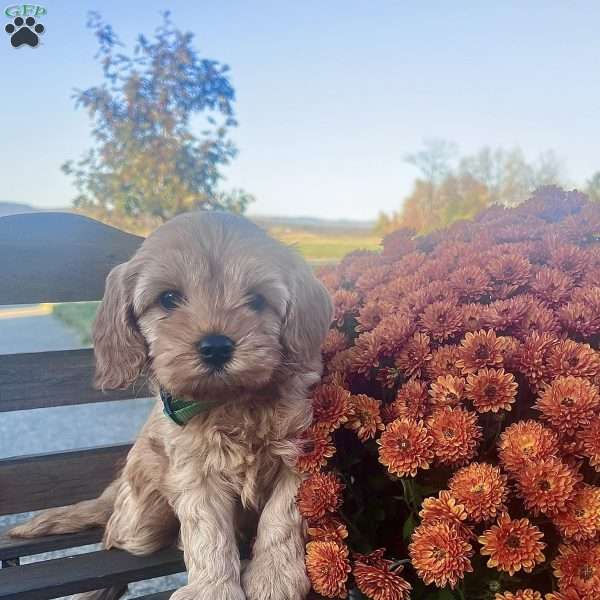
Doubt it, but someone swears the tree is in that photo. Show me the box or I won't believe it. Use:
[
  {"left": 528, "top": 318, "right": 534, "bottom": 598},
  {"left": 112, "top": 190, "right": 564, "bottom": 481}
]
[
  {"left": 63, "top": 11, "right": 252, "bottom": 222},
  {"left": 585, "top": 172, "right": 600, "bottom": 202}
]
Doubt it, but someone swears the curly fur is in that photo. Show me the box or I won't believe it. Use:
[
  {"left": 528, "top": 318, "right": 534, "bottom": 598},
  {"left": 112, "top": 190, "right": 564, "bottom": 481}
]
[{"left": 10, "top": 211, "right": 332, "bottom": 600}]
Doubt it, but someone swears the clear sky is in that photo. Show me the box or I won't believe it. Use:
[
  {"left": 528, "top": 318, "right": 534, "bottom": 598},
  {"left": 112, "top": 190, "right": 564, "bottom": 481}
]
[{"left": 1, "top": 1, "right": 599, "bottom": 220}]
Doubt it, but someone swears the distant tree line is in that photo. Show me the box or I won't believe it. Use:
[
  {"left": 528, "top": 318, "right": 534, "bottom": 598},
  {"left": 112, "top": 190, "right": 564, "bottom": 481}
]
[{"left": 377, "top": 139, "right": 600, "bottom": 235}]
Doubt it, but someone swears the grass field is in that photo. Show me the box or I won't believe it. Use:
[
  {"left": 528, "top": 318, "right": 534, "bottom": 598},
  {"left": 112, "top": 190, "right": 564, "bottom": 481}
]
[{"left": 52, "top": 228, "right": 382, "bottom": 344}]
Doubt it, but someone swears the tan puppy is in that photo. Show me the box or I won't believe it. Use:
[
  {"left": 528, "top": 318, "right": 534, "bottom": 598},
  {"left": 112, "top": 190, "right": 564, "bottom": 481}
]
[{"left": 11, "top": 211, "right": 333, "bottom": 600}]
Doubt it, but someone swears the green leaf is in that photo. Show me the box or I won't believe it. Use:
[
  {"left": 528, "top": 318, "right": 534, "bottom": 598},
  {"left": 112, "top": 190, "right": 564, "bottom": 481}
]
[{"left": 402, "top": 513, "right": 417, "bottom": 542}]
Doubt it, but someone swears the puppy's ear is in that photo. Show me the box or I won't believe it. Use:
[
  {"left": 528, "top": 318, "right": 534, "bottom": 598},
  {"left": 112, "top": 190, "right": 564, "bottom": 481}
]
[
  {"left": 92, "top": 262, "right": 146, "bottom": 390},
  {"left": 281, "top": 264, "right": 333, "bottom": 368}
]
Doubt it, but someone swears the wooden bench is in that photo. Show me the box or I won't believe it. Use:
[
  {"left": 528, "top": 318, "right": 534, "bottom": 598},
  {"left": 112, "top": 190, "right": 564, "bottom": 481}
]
[{"left": 0, "top": 212, "right": 185, "bottom": 599}]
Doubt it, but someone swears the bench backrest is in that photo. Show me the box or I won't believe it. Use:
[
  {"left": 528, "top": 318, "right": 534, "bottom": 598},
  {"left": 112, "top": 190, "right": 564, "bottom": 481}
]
[{"left": 0, "top": 211, "right": 148, "bottom": 517}]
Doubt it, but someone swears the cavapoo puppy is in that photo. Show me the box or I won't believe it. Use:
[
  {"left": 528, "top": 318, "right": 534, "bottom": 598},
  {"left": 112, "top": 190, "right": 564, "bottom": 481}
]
[{"left": 11, "top": 211, "right": 333, "bottom": 600}]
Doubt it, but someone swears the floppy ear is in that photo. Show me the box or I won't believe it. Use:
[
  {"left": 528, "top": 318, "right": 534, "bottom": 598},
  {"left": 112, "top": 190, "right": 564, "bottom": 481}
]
[
  {"left": 281, "top": 264, "right": 333, "bottom": 368},
  {"left": 92, "top": 262, "right": 147, "bottom": 390}
]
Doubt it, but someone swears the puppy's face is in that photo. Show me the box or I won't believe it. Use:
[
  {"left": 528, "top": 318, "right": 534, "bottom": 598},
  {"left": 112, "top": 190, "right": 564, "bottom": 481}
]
[{"left": 92, "top": 212, "right": 332, "bottom": 400}]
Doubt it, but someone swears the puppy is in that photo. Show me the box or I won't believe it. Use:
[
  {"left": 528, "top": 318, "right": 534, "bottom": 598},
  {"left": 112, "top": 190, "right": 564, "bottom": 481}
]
[{"left": 11, "top": 211, "right": 333, "bottom": 600}]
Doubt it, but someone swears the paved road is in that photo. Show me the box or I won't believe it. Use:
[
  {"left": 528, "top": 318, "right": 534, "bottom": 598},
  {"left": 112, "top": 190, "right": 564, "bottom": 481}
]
[{"left": 0, "top": 309, "right": 186, "bottom": 597}]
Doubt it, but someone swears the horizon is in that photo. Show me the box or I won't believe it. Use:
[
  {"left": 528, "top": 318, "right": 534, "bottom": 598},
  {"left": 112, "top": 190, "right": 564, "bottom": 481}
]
[{"left": 1, "top": 1, "right": 600, "bottom": 220}]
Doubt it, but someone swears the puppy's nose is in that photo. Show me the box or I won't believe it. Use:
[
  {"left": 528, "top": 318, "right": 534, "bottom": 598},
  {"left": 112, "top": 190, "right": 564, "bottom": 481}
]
[{"left": 197, "top": 334, "right": 234, "bottom": 368}]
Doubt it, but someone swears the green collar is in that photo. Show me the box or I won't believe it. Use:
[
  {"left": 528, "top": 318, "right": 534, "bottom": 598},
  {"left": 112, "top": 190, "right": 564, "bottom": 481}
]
[{"left": 160, "top": 388, "right": 225, "bottom": 426}]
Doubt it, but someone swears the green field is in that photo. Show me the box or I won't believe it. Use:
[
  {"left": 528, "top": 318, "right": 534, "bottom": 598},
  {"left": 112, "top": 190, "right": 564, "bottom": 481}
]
[{"left": 53, "top": 229, "right": 381, "bottom": 344}]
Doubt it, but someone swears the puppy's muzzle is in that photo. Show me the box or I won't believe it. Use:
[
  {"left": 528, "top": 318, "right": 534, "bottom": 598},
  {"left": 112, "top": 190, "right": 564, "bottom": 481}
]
[{"left": 197, "top": 334, "right": 235, "bottom": 369}]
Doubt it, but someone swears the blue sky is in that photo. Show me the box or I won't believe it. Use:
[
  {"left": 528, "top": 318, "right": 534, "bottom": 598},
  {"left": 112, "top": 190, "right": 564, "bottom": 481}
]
[{"left": 1, "top": 1, "right": 599, "bottom": 220}]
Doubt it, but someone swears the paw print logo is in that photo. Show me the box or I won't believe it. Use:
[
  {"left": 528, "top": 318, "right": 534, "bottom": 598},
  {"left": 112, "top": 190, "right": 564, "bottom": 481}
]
[{"left": 5, "top": 16, "right": 45, "bottom": 48}]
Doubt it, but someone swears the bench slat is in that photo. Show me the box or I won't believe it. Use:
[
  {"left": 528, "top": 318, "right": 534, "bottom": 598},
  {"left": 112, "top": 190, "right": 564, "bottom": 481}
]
[
  {"left": 0, "top": 348, "right": 151, "bottom": 412},
  {"left": 0, "top": 546, "right": 184, "bottom": 600},
  {"left": 0, "top": 444, "right": 130, "bottom": 516},
  {"left": 0, "top": 212, "right": 143, "bottom": 305},
  {"left": 0, "top": 524, "right": 104, "bottom": 560}
]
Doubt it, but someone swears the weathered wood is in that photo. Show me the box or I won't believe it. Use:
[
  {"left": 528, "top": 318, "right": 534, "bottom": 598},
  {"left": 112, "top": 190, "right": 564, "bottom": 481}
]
[
  {"left": 0, "top": 348, "right": 152, "bottom": 412},
  {"left": 0, "top": 212, "right": 143, "bottom": 304},
  {"left": 0, "top": 524, "right": 103, "bottom": 560},
  {"left": 0, "top": 445, "right": 130, "bottom": 516},
  {"left": 0, "top": 546, "right": 185, "bottom": 600}
]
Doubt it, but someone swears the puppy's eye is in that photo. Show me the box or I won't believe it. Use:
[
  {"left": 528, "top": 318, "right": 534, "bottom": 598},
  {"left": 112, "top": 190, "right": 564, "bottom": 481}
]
[
  {"left": 159, "top": 290, "right": 183, "bottom": 310},
  {"left": 247, "top": 293, "right": 266, "bottom": 312}
]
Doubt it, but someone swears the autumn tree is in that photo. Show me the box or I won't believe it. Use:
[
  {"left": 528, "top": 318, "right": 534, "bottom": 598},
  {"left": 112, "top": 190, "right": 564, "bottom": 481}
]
[
  {"left": 586, "top": 172, "right": 600, "bottom": 202},
  {"left": 63, "top": 12, "right": 252, "bottom": 224}
]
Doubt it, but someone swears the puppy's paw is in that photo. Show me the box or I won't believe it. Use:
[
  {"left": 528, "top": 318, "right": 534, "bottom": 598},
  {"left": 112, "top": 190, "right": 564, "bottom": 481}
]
[
  {"left": 243, "top": 552, "right": 310, "bottom": 600},
  {"left": 170, "top": 582, "right": 246, "bottom": 600}
]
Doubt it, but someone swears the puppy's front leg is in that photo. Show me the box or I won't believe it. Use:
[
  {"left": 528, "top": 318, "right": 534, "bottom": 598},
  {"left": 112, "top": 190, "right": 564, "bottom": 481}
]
[
  {"left": 243, "top": 466, "right": 310, "bottom": 600},
  {"left": 170, "top": 477, "right": 245, "bottom": 600}
]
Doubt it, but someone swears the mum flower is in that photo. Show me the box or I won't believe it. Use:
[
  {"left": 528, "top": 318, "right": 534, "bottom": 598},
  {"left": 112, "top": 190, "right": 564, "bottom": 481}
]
[
  {"left": 426, "top": 344, "right": 462, "bottom": 379},
  {"left": 321, "top": 329, "right": 348, "bottom": 358},
  {"left": 495, "top": 591, "right": 543, "bottom": 600},
  {"left": 297, "top": 472, "right": 344, "bottom": 522},
  {"left": 345, "top": 394, "right": 384, "bottom": 442},
  {"left": 377, "top": 417, "right": 433, "bottom": 477},
  {"left": 552, "top": 485, "right": 600, "bottom": 541},
  {"left": 429, "top": 374, "right": 466, "bottom": 408},
  {"left": 457, "top": 329, "right": 506, "bottom": 374},
  {"left": 426, "top": 407, "right": 482, "bottom": 466},
  {"left": 552, "top": 542, "right": 600, "bottom": 597},
  {"left": 332, "top": 289, "right": 360, "bottom": 326},
  {"left": 307, "top": 517, "right": 349, "bottom": 543},
  {"left": 353, "top": 549, "right": 412, "bottom": 600},
  {"left": 514, "top": 457, "right": 580, "bottom": 516},
  {"left": 534, "top": 376, "right": 600, "bottom": 435},
  {"left": 419, "top": 300, "right": 464, "bottom": 342},
  {"left": 390, "top": 380, "right": 429, "bottom": 420},
  {"left": 478, "top": 513, "right": 545, "bottom": 575},
  {"left": 296, "top": 424, "right": 336, "bottom": 474},
  {"left": 305, "top": 540, "right": 351, "bottom": 598},
  {"left": 419, "top": 490, "right": 468, "bottom": 529},
  {"left": 409, "top": 521, "right": 474, "bottom": 588},
  {"left": 465, "top": 368, "right": 518, "bottom": 413},
  {"left": 530, "top": 267, "right": 572, "bottom": 306},
  {"left": 546, "top": 339, "right": 600, "bottom": 380},
  {"left": 580, "top": 416, "right": 600, "bottom": 471},
  {"left": 394, "top": 332, "right": 432, "bottom": 379},
  {"left": 312, "top": 384, "right": 351, "bottom": 432},
  {"left": 497, "top": 420, "right": 559, "bottom": 474},
  {"left": 448, "top": 463, "right": 508, "bottom": 523},
  {"left": 514, "top": 332, "right": 559, "bottom": 391}
]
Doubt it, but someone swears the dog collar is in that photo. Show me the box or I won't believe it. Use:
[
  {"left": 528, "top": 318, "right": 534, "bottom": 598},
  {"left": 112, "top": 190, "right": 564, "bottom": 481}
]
[{"left": 160, "top": 389, "right": 225, "bottom": 426}]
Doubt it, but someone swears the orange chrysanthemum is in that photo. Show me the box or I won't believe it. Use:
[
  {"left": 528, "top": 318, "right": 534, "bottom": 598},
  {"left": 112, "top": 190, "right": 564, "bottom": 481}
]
[
  {"left": 546, "top": 340, "right": 600, "bottom": 380},
  {"left": 450, "top": 265, "right": 492, "bottom": 302},
  {"left": 426, "top": 407, "right": 482, "bottom": 466},
  {"left": 419, "top": 301, "right": 464, "bottom": 342},
  {"left": 487, "top": 253, "right": 532, "bottom": 293},
  {"left": 495, "top": 591, "right": 543, "bottom": 600},
  {"left": 353, "top": 549, "right": 412, "bottom": 600},
  {"left": 552, "top": 542, "right": 600, "bottom": 596},
  {"left": 419, "top": 490, "right": 468, "bottom": 528},
  {"left": 515, "top": 457, "right": 581, "bottom": 516},
  {"left": 552, "top": 485, "right": 600, "bottom": 541},
  {"left": 312, "top": 384, "right": 351, "bottom": 432},
  {"left": 322, "top": 329, "right": 348, "bottom": 357},
  {"left": 535, "top": 376, "right": 600, "bottom": 434},
  {"left": 409, "top": 521, "right": 474, "bottom": 589},
  {"left": 346, "top": 394, "right": 384, "bottom": 442},
  {"left": 297, "top": 472, "right": 344, "bottom": 522},
  {"left": 394, "top": 332, "right": 432, "bottom": 379},
  {"left": 448, "top": 463, "right": 508, "bottom": 523},
  {"left": 580, "top": 417, "right": 600, "bottom": 471},
  {"left": 390, "top": 380, "right": 429, "bottom": 420},
  {"left": 332, "top": 289, "right": 360, "bottom": 326},
  {"left": 514, "top": 332, "right": 559, "bottom": 391},
  {"left": 377, "top": 418, "right": 434, "bottom": 477},
  {"left": 426, "top": 344, "right": 462, "bottom": 379},
  {"left": 497, "top": 420, "right": 559, "bottom": 474},
  {"left": 305, "top": 540, "right": 351, "bottom": 598},
  {"left": 465, "top": 368, "right": 518, "bottom": 413},
  {"left": 296, "top": 424, "right": 336, "bottom": 474},
  {"left": 307, "top": 516, "right": 349, "bottom": 543},
  {"left": 429, "top": 375, "right": 466, "bottom": 408},
  {"left": 456, "top": 329, "right": 506, "bottom": 374},
  {"left": 559, "top": 301, "right": 600, "bottom": 339},
  {"left": 544, "top": 590, "right": 588, "bottom": 600},
  {"left": 531, "top": 266, "right": 573, "bottom": 307},
  {"left": 478, "top": 513, "right": 545, "bottom": 575}
]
